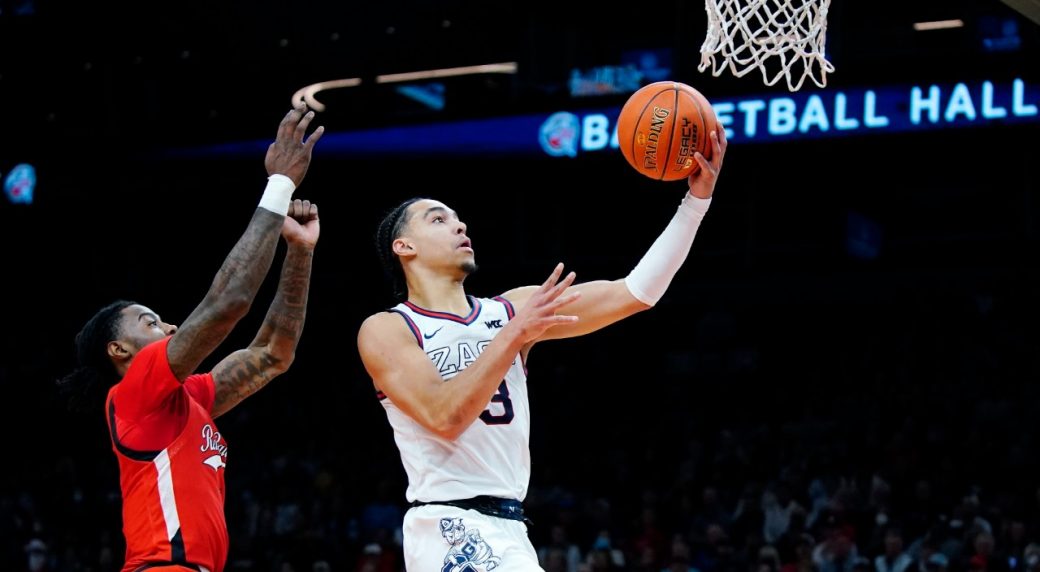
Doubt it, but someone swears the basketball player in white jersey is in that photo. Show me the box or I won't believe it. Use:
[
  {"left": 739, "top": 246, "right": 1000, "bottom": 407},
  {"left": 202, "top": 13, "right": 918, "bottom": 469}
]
[{"left": 357, "top": 129, "right": 727, "bottom": 571}]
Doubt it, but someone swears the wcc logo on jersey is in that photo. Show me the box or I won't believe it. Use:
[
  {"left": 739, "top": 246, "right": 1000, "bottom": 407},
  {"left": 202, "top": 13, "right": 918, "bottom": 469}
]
[
  {"left": 199, "top": 424, "right": 227, "bottom": 471},
  {"left": 439, "top": 517, "right": 501, "bottom": 572}
]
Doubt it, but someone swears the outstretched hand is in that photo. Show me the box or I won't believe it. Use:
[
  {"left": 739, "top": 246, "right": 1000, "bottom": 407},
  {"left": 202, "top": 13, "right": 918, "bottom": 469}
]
[
  {"left": 265, "top": 102, "right": 325, "bottom": 187},
  {"left": 282, "top": 199, "right": 319, "bottom": 246},
  {"left": 506, "top": 263, "right": 581, "bottom": 345},
  {"left": 687, "top": 128, "right": 728, "bottom": 199}
]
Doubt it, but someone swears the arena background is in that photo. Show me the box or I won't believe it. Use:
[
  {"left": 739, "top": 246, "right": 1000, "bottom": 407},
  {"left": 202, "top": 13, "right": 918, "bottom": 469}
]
[{"left": 2, "top": 1, "right": 1039, "bottom": 571}]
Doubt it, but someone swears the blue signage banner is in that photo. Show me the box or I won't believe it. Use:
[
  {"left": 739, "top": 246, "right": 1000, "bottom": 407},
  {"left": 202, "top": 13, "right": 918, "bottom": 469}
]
[{"left": 172, "top": 78, "right": 1037, "bottom": 160}]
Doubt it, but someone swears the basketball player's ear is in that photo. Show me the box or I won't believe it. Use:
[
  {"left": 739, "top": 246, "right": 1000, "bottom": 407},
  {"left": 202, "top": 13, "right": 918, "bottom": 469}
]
[
  {"left": 392, "top": 237, "right": 417, "bottom": 259},
  {"left": 107, "top": 340, "right": 133, "bottom": 364}
]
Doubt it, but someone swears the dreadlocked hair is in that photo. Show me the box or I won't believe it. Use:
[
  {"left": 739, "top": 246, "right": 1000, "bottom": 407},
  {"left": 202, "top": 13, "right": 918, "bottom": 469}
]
[
  {"left": 57, "top": 300, "right": 135, "bottom": 413},
  {"left": 375, "top": 197, "right": 427, "bottom": 301}
]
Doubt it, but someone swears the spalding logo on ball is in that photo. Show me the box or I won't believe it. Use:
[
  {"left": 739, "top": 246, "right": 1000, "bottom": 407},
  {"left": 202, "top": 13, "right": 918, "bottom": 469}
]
[{"left": 617, "top": 81, "right": 719, "bottom": 182}]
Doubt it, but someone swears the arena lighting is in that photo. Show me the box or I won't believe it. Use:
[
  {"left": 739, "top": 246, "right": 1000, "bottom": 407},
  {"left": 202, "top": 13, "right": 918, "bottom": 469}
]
[
  {"left": 913, "top": 19, "right": 965, "bottom": 31},
  {"left": 375, "top": 62, "right": 517, "bottom": 83},
  {"left": 292, "top": 62, "right": 518, "bottom": 111}
]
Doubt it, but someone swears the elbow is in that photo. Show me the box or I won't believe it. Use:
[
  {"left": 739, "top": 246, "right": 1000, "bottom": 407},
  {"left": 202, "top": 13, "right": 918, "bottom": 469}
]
[
  {"left": 266, "top": 351, "right": 295, "bottom": 377},
  {"left": 250, "top": 345, "right": 294, "bottom": 378},
  {"left": 631, "top": 297, "right": 654, "bottom": 314},
  {"left": 623, "top": 289, "right": 654, "bottom": 314},
  {"left": 620, "top": 278, "right": 657, "bottom": 313},
  {"left": 223, "top": 294, "right": 253, "bottom": 319},
  {"left": 427, "top": 411, "right": 467, "bottom": 441},
  {"left": 432, "top": 426, "right": 466, "bottom": 442}
]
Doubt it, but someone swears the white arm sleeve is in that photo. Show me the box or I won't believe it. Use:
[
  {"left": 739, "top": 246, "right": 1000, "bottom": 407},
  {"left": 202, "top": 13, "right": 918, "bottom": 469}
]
[{"left": 623, "top": 193, "right": 712, "bottom": 306}]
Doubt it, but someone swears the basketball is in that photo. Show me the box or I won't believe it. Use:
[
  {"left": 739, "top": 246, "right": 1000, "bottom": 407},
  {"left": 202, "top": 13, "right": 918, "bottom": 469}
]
[{"left": 616, "top": 81, "right": 719, "bottom": 182}]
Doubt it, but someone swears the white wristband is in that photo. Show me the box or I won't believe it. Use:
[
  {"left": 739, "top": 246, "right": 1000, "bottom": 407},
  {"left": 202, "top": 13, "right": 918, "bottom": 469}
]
[
  {"left": 258, "top": 174, "right": 296, "bottom": 215},
  {"left": 624, "top": 193, "right": 712, "bottom": 306}
]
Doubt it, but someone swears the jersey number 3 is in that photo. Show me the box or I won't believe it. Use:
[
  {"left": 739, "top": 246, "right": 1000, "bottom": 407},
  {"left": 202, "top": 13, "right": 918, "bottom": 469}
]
[{"left": 479, "top": 381, "right": 514, "bottom": 425}]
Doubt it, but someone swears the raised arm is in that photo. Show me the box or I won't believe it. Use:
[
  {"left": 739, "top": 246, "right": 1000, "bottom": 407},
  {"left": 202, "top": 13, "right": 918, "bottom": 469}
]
[
  {"left": 358, "top": 264, "right": 579, "bottom": 441},
  {"left": 502, "top": 128, "right": 727, "bottom": 345},
  {"left": 166, "top": 105, "right": 323, "bottom": 380},
  {"left": 210, "top": 200, "right": 318, "bottom": 418}
]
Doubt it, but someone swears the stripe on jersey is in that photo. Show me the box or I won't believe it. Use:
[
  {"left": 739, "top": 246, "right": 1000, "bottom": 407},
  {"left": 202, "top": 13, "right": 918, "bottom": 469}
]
[
  {"left": 108, "top": 401, "right": 161, "bottom": 461},
  {"left": 493, "top": 295, "right": 515, "bottom": 319},
  {"left": 153, "top": 449, "right": 184, "bottom": 557},
  {"left": 170, "top": 529, "right": 187, "bottom": 564},
  {"left": 389, "top": 309, "right": 424, "bottom": 349},
  {"left": 403, "top": 296, "right": 483, "bottom": 324}
]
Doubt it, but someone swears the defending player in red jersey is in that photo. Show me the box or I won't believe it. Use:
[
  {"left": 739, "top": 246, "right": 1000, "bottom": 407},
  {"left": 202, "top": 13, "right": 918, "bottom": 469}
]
[{"left": 58, "top": 104, "right": 323, "bottom": 572}]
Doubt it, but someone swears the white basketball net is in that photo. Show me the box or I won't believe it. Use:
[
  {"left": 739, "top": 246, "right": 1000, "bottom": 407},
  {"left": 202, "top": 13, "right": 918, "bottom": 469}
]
[{"left": 698, "top": 0, "right": 835, "bottom": 91}]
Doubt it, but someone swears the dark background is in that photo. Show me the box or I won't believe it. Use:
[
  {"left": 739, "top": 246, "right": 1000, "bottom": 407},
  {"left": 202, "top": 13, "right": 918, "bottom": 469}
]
[{"left": 2, "top": 1, "right": 1039, "bottom": 571}]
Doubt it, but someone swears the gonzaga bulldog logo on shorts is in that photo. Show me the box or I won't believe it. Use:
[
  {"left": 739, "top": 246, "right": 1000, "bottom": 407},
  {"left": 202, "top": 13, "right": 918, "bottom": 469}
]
[{"left": 439, "top": 517, "right": 501, "bottom": 572}]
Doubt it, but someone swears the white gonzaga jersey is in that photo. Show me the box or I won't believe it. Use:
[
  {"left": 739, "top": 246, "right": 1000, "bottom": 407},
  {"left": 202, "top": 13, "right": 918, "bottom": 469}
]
[{"left": 378, "top": 295, "right": 531, "bottom": 503}]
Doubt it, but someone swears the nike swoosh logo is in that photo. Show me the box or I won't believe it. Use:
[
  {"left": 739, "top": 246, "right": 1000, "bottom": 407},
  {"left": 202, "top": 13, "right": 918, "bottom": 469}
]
[
  {"left": 203, "top": 455, "right": 226, "bottom": 471},
  {"left": 423, "top": 326, "right": 444, "bottom": 340}
]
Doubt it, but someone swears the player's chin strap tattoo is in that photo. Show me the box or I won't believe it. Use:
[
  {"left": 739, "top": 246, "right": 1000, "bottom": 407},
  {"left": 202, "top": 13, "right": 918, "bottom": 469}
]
[{"left": 624, "top": 193, "right": 712, "bottom": 306}]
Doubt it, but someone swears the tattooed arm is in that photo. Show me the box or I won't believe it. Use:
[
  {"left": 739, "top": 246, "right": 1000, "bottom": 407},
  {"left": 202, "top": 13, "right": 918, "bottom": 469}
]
[
  {"left": 167, "top": 104, "right": 323, "bottom": 380},
  {"left": 210, "top": 199, "right": 319, "bottom": 418}
]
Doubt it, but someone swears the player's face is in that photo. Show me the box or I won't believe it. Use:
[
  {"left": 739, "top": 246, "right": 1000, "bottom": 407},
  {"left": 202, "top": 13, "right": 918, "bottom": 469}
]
[
  {"left": 116, "top": 304, "right": 178, "bottom": 352},
  {"left": 404, "top": 199, "right": 476, "bottom": 274}
]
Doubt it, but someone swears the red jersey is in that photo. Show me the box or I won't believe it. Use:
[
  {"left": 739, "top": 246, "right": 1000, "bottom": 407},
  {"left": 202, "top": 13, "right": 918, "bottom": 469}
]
[{"left": 105, "top": 337, "right": 229, "bottom": 572}]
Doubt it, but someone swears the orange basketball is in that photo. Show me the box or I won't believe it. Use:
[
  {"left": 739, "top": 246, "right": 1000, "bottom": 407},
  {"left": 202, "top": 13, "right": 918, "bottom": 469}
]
[{"left": 617, "top": 81, "right": 718, "bottom": 182}]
